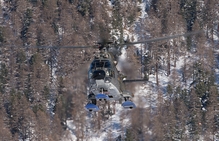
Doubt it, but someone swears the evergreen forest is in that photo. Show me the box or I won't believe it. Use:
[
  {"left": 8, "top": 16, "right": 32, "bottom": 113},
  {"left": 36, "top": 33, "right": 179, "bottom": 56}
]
[{"left": 0, "top": 0, "right": 218, "bottom": 140}]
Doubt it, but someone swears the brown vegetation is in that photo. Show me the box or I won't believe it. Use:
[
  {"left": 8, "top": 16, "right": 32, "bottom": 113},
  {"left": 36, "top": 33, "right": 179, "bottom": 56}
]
[{"left": 0, "top": 0, "right": 218, "bottom": 140}]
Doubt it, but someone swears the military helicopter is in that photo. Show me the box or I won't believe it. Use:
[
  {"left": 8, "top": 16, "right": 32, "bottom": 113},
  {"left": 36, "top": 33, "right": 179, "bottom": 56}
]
[
  {"left": 83, "top": 30, "right": 203, "bottom": 112},
  {"left": 85, "top": 41, "right": 137, "bottom": 112}
]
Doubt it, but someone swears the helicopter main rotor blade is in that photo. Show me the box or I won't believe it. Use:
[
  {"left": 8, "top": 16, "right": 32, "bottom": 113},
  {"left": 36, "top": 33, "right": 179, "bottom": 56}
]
[
  {"left": 31, "top": 45, "right": 94, "bottom": 49},
  {"left": 3, "top": 45, "right": 94, "bottom": 49},
  {"left": 119, "top": 30, "right": 204, "bottom": 46},
  {"left": 2, "top": 30, "right": 203, "bottom": 49}
]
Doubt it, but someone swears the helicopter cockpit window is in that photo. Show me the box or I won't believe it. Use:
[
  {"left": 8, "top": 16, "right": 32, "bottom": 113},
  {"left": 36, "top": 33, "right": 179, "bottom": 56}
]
[
  {"left": 92, "top": 70, "right": 106, "bottom": 80},
  {"left": 90, "top": 60, "right": 111, "bottom": 69},
  {"left": 104, "top": 61, "right": 111, "bottom": 68}
]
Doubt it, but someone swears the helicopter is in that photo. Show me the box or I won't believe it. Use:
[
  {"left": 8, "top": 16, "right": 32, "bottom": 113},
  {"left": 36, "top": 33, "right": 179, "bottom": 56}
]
[
  {"left": 85, "top": 41, "right": 137, "bottom": 112},
  {"left": 83, "top": 30, "right": 203, "bottom": 112}
]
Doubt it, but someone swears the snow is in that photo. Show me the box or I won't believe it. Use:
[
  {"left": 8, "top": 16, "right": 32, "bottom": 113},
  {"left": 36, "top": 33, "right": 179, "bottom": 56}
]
[
  {"left": 134, "top": 84, "right": 158, "bottom": 108},
  {"left": 138, "top": 0, "right": 148, "bottom": 19},
  {"left": 82, "top": 104, "right": 131, "bottom": 140},
  {"left": 0, "top": 0, "right": 4, "bottom": 22},
  {"left": 117, "top": 47, "right": 127, "bottom": 72},
  {"left": 0, "top": 0, "right": 3, "bottom": 5}
]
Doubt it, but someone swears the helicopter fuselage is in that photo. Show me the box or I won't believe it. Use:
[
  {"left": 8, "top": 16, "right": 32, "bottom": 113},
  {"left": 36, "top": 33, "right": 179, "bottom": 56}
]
[
  {"left": 85, "top": 47, "right": 136, "bottom": 111},
  {"left": 88, "top": 58, "right": 122, "bottom": 101}
]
